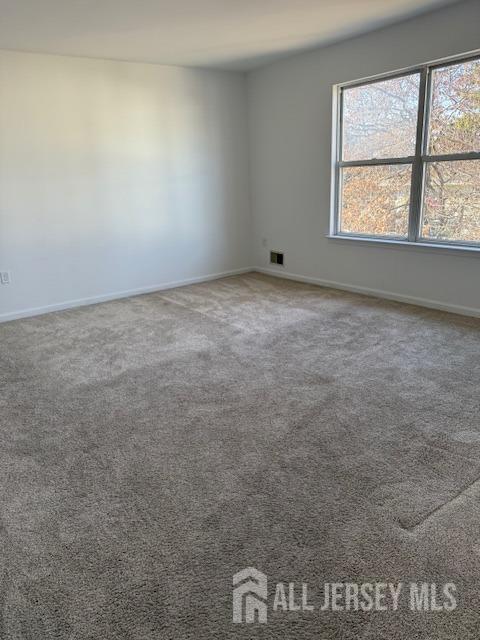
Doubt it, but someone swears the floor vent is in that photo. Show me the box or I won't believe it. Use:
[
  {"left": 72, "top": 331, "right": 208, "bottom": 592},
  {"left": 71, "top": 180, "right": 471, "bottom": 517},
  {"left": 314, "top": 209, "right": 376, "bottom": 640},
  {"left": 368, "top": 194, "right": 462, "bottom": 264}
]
[{"left": 270, "top": 251, "right": 284, "bottom": 266}]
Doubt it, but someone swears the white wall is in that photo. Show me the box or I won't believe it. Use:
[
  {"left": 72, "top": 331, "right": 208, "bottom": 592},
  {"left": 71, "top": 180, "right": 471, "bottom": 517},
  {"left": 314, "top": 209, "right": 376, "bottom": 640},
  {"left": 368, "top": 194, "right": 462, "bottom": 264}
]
[
  {"left": 0, "top": 50, "right": 252, "bottom": 320},
  {"left": 2, "top": 1, "right": 480, "bottom": 322},
  {"left": 248, "top": 0, "right": 480, "bottom": 316}
]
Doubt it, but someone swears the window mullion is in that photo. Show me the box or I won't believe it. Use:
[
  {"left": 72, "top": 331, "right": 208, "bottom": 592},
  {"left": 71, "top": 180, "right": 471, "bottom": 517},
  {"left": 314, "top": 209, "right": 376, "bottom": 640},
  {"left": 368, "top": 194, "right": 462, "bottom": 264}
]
[
  {"left": 423, "top": 151, "right": 480, "bottom": 162},
  {"left": 408, "top": 67, "right": 429, "bottom": 242},
  {"left": 339, "top": 157, "right": 414, "bottom": 167}
]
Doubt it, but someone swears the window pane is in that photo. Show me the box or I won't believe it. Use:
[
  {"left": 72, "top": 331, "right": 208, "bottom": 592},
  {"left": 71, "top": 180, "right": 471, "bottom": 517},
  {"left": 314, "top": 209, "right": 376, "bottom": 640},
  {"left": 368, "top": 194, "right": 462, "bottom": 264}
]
[
  {"left": 342, "top": 74, "right": 420, "bottom": 161},
  {"left": 421, "top": 160, "right": 480, "bottom": 243},
  {"left": 427, "top": 58, "right": 480, "bottom": 155},
  {"left": 340, "top": 164, "right": 411, "bottom": 237}
]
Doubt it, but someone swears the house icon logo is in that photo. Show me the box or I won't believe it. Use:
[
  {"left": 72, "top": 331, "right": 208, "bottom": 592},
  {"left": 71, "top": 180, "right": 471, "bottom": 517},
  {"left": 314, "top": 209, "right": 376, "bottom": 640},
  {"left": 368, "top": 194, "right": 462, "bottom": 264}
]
[{"left": 232, "top": 567, "right": 268, "bottom": 623}]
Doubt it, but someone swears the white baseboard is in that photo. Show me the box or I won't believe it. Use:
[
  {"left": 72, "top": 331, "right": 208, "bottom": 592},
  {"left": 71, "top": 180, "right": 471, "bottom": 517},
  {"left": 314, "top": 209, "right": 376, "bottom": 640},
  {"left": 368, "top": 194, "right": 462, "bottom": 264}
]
[
  {"left": 255, "top": 267, "right": 480, "bottom": 319},
  {"left": 0, "top": 267, "right": 254, "bottom": 323},
  {"left": 3, "top": 266, "right": 478, "bottom": 323}
]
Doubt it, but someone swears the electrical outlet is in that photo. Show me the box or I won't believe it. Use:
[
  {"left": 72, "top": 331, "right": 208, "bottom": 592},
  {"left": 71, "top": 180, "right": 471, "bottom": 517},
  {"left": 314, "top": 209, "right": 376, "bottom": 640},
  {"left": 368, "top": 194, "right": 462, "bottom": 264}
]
[
  {"left": 0, "top": 271, "right": 11, "bottom": 285},
  {"left": 262, "top": 238, "right": 268, "bottom": 248}
]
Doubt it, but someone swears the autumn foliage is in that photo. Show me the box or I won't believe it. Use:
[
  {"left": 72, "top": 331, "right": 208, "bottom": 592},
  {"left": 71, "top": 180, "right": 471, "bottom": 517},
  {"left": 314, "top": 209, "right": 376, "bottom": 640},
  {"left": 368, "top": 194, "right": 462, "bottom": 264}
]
[{"left": 339, "top": 59, "right": 479, "bottom": 242}]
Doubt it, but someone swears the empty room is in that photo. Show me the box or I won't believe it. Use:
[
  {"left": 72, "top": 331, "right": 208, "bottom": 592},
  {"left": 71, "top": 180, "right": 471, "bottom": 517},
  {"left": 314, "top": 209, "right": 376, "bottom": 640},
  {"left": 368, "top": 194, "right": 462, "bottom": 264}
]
[{"left": 1, "top": 0, "right": 479, "bottom": 638}]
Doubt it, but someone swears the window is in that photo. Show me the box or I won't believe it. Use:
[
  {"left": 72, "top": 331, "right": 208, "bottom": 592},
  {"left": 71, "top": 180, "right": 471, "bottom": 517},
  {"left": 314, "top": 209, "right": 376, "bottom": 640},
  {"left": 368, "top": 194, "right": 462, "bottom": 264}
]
[{"left": 332, "top": 52, "right": 480, "bottom": 248}]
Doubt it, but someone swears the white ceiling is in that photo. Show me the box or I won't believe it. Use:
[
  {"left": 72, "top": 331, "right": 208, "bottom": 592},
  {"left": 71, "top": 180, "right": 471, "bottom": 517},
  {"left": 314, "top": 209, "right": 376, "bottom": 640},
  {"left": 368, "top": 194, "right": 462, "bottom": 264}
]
[{"left": 0, "top": 0, "right": 457, "bottom": 70}]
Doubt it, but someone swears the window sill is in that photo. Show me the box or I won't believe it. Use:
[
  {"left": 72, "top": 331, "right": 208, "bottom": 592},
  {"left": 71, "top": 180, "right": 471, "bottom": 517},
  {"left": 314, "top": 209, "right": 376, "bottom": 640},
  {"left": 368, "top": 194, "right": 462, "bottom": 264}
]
[{"left": 326, "top": 234, "right": 480, "bottom": 256}]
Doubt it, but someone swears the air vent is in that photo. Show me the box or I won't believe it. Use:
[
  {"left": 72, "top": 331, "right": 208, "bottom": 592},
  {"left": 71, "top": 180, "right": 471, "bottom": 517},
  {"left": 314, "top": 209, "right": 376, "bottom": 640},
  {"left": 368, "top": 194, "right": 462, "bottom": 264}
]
[{"left": 270, "top": 251, "right": 284, "bottom": 266}]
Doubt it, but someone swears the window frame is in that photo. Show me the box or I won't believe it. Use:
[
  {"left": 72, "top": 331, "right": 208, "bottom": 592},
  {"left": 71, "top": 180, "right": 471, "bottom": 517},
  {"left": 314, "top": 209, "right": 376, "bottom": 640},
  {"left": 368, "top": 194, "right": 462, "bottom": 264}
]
[{"left": 330, "top": 49, "right": 480, "bottom": 250}]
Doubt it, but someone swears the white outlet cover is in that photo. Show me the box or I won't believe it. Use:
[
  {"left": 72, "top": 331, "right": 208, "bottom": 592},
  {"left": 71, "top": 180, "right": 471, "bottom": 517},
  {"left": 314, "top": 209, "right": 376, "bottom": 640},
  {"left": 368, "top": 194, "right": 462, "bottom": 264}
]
[{"left": 0, "top": 271, "right": 11, "bottom": 285}]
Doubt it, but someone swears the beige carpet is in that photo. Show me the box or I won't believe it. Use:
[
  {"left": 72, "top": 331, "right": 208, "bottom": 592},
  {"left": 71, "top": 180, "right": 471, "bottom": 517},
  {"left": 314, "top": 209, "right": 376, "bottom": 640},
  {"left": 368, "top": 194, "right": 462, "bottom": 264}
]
[{"left": 1, "top": 272, "right": 480, "bottom": 638}]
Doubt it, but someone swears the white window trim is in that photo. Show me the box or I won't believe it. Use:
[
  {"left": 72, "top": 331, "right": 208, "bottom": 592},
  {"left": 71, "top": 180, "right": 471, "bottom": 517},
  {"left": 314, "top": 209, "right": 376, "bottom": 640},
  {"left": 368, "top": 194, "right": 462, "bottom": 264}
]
[{"left": 329, "top": 48, "right": 480, "bottom": 253}]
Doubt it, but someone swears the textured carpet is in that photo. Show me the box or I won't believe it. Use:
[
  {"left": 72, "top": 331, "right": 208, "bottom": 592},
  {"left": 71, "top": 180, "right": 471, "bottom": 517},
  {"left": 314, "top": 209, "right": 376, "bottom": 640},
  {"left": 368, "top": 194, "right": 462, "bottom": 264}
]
[{"left": 1, "top": 272, "right": 480, "bottom": 639}]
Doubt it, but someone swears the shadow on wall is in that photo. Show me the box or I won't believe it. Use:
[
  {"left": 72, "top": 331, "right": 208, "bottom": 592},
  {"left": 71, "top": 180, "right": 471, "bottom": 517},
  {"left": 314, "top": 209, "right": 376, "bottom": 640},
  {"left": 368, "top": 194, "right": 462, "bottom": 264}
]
[{"left": 0, "top": 52, "right": 250, "bottom": 316}]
